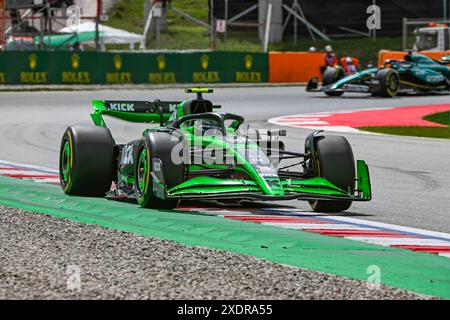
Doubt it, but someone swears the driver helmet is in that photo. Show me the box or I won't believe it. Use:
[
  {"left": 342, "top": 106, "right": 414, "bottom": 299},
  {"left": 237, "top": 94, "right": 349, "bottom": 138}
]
[
  {"left": 346, "top": 57, "right": 353, "bottom": 64},
  {"left": 308, "top": 46, "right": 317, "bottom": 52},
  {"left": 405, "top": 50, "right": 413, "bottom": 61},
  {"left": 324, "top": 45, "right": 333, "bottom": 53}
]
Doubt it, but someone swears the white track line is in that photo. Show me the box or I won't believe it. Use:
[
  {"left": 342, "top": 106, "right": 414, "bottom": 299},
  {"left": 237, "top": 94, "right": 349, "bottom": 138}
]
[
  {"left": 0, "top": 169, "right": 58, "bottom": 177},
  {"left": 317, "top": 215, "right": 450, "bottom": 241},
  {"left": 261, "top": 222, "right": 377, "bottom": 230},
  {"left": 345, "top": 237, "right": 450, "bottom": 246},
  {"left": 0, "top": 160, "right": 58, "bottom": 174},
  {"left": 32, "top": 178, "right": 61, "bottom": 184},
  {"left": 279, "top": 120, "right": 330, "bottom": 125},
  {"left": 267, "top": 107, "right": 393, "bottom": 133},
  {"left": 260, "top": 208, "right": 450, "bottom": 241}
]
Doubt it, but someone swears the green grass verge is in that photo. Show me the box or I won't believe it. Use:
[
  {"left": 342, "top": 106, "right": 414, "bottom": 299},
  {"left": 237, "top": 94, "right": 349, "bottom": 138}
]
[
  {"left": 105, "top": 0, "right": 402, "bottom": 65},
  {"left": 360, "top": 111, "right": 450, "bottom": 139},
  {"left": 424, "top": 111, "right": 450, "bottom": 126}
]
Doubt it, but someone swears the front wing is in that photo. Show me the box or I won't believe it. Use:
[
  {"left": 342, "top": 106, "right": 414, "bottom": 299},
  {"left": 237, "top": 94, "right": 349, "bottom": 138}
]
[{"left": 154, "top": 160, "right": 371, "bottom": 203}]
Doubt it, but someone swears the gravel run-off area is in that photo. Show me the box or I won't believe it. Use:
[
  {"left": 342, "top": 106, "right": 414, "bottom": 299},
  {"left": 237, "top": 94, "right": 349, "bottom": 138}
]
[{"left": 0, "top": 204, "right": 432, "bottom": 300}]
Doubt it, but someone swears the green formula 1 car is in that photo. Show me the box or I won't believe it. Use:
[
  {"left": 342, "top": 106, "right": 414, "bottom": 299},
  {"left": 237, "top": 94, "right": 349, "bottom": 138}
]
[{"left": 59, "top": 88, "right": 371, "bottom": 212}]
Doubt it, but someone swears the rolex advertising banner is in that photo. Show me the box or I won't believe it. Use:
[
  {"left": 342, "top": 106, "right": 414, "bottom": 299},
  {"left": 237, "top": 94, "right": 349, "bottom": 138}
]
[{"left": 0, "top": 51, "right": 268, "bottom": 85}]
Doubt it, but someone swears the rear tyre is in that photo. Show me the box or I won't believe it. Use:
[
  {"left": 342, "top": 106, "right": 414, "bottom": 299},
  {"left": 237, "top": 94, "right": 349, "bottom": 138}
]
[
  {"left": 375, "top": 68, "right": 400, "bottom": 97},
  {"left": 59, "top": 126, "right": 114, "bottom": 196},
  {"left": 135, "top": 132, "right": 185, "bottom": 209},
  {"left": 323, "top": 67, "right": 344, "bottom": 96},
  {"left": 309, "top": 135, "right": 355, "bottom": 213}
]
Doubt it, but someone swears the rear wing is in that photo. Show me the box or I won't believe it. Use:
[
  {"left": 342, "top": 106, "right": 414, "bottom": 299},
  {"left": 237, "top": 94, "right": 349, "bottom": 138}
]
[{"left": 91, "top": 100, "right": 181, "bottom": 127}]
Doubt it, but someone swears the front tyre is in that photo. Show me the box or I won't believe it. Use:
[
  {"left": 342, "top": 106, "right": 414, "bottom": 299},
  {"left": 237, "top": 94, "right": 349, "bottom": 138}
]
[
  {"left": 375, "top": 68, "right": 400, "bottom": 97},
  {"left": 309, "top": 135, "right": 355, "bottom": 213},
  {"left": 135, "top": 132, "right": 185, "bottom": 209},
  {"left": 59, "top": 126, "right": 114, "bottom": 196}
]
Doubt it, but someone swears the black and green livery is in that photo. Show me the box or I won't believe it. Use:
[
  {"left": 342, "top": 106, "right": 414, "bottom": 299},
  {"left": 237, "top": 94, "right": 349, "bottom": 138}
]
[{"left": 59, "top": 88, "right": 371, "bottom": 212}]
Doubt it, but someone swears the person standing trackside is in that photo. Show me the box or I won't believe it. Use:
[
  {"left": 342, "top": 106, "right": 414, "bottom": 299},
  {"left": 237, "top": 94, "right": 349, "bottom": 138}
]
[
  {"left": 344, "top": 57, "right": 357, "bottom": 74},
  {"left": 324, "top": 45, "right": 337, "bottom": 67}
]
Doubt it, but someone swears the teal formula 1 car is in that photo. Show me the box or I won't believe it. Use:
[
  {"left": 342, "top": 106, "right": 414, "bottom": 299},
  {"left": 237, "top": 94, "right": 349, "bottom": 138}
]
[
  {"left": 59, "top": 89, "right": 371, "bottom": 212},
  {"left": 307, "top": 53, "right": 450, "bottom": 97}
]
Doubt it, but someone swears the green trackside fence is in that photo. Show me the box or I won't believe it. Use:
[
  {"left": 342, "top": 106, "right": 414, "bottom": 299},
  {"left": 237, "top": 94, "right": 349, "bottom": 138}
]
[{"left": 0, "top": 51, "right": 269, "bottom": 85}]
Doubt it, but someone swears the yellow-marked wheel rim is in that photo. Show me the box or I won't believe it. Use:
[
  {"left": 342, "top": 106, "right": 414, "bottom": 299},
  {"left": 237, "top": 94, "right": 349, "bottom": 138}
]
[
  {"left": 136, "top": 146, "right": 151, "bottom": 203},
  {"left": 386, "top": 72, "right": 399, "bottom": 96},
  {"left": 60, "top": 132, "right": 73, "bottom": 192}
]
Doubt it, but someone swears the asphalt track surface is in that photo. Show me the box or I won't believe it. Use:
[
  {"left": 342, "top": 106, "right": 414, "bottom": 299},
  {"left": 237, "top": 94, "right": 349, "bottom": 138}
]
[{"left": 0, "top": 87, "right": 448, "bottom": 232}]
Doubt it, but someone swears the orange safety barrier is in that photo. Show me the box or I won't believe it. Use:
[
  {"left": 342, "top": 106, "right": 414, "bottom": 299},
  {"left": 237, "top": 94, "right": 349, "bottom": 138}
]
[
  {"left": 378, "top": 50, "right": 450, "bottom": 66},
  {"left": 269, "top": 52, "right": 326, "bottom": 83}
]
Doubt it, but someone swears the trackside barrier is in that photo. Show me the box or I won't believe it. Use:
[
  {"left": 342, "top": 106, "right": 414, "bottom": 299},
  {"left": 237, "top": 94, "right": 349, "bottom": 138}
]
[
  {"left": 0, "top": 51, "right": 269, "bottom": 85},
  {"left": 269, "top": 52, "right": 326, "bottom": 83},
  {"left": 5, "top": 50, "right": 447, "bottom": 85},
  {"left": 378, "top": 50, "right": 450, "bottom": 66}
]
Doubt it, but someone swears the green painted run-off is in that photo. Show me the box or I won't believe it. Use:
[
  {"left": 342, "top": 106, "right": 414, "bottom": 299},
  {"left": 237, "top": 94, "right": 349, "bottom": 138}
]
[{"left": 0, "top": 175, "right": 448, "bottom": 298}]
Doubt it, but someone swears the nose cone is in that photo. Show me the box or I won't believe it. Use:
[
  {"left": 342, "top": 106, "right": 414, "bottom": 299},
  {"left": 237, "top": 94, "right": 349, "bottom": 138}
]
[{"left": 263, "top": 177, "right": 284, "bottom": 196}]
